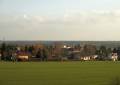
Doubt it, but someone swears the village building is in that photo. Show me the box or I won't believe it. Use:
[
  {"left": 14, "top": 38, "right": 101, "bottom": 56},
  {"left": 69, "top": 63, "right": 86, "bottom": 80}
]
[
  {"left": 16, "top": 47, "right": 21, "bottom": 51},
  {"left": 80, "top": 56, "right": 91, "bottom": 61},
  {"left": 17, "top": 52, "right": 30, "bottom": 61},
  {"left": 63, "top": 45, "right": 71, "bottom": 49},
  {"left": 111, "top": 53, "right": 118, "bottom": 61},
  {"left": 80, "top": 55, "right": 98, "bottom": 61},
  {"left": 0, "top": 53, "right": 1, "bottom": 60}
]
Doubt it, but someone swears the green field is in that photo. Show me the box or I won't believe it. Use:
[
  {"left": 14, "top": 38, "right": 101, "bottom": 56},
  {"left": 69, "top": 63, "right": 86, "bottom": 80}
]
[{"left": 0, "top": 61, "right": 120, "bottom": 85}]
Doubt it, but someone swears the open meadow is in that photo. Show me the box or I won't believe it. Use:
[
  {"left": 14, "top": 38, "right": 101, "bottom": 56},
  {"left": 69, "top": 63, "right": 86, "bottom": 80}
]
[{"left": 0, "top": 61, "right": 120, "bottom": 85}]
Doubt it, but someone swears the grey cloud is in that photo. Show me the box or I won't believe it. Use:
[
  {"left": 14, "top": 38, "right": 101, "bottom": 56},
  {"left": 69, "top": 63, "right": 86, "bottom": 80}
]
[{"left": 0, "top": 10, "right": 120, "bottom": 40}]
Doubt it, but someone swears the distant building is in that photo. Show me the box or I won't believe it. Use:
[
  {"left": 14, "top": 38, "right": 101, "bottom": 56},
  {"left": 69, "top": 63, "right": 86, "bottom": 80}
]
[
  {"left": 80, "top": 55, "right": 98, "bottom": 61},
  {"left": 63, "top": 45, "right": 71, "bottom": 49},
  {"left": 80, "top": 56, "right": 91, "bottom": 61},
  {"left": 0, "top": 53, "right": 1, "bottom": 60},
  {"left": 111, "top": 53, "right": 118, "bottom": 61},
  {"left": 17, "top": 52, "right": 30, "bottom": 61},
  {"left": 16, "top": 47, "right": 21, "bottom": 51}
]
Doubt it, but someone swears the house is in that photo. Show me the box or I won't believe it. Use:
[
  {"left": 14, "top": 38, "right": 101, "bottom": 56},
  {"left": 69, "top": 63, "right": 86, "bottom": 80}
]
[
  {"left": 111, "top": 53, "right": 118, "bottom": 61},
  {"left": 91, "top": 55, "right": 98, "bottom": 60},
  {"left": 80, "top": 56, "right": 91, "bottom": 61},
  {"left": 17, "top": 52, "right": 30, "bottom": 61},
  {"left": 63, "top": 45, "right": 71, "bottom": 49},
  {"left": 68, "top": 50, "right": 81, "bottom": 60},
  {"left": 80, "top": 55, "right": 98, "bottom": 61},
  {"left": 16, "top": 47, "right": 21, "bottom": 51},
  {"left": 0, "top": 53, "right": 1, "bottom": 60}
]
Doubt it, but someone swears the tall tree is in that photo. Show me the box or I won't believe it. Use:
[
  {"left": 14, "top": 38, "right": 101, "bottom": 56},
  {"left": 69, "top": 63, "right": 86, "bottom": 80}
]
[
  {"left": 98, "top": 46, "right": 108, "bottom": 60},
  {"left": 81, "top": 44, "right": 97, "bottom": 56},
  {"left": 42, "top": 48, "right": 49, "bottom": 61},
  {"left": 1, "top": 43, "right": 7, "bottom": 60}
]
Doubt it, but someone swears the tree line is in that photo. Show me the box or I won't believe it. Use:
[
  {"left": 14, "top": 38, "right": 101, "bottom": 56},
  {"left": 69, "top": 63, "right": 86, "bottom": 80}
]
[{"left": 0, "top": 42, "right": 120, "bottom": 61}]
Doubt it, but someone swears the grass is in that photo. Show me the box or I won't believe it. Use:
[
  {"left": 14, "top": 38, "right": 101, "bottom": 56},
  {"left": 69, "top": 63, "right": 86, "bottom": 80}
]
[{"left": 0, "top": 61, "right": 120, "bottom": 85}]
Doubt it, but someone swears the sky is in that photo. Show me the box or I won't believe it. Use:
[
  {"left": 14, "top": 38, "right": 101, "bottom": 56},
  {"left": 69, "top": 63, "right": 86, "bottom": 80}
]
[{"left": 1, "top": 0, "right": 120, "bottom": 41}]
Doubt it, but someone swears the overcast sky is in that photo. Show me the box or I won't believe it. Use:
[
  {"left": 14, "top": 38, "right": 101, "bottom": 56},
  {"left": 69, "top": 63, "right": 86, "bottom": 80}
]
[{"left": 1, "top": 0, "right": 120, "bottom": 41}]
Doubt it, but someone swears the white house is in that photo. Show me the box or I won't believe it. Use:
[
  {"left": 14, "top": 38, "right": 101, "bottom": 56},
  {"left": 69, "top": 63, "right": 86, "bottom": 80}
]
[
  {"left": 80, "top": 55, "right": 98, "bottom": 61},
  {"left": 80, "top": 56, "right": 91, "bottom": 61},
  {"left": 17, "top": 52, "right": 29, "bottom": 61},
  {"left": 0, "top": 53, "right": 1, "bottom": 60},
  {"left": 63, "top": 45, "right": 71, "bottom": 49},
  {"left": 18, "top": 56, "right": 29, "bottom": 60},
  {"left": 93, "top": 55, "right": 98, "bottom": 59},
  {"left": 111, "top": 53, "right": 118, "bottom": 61}
]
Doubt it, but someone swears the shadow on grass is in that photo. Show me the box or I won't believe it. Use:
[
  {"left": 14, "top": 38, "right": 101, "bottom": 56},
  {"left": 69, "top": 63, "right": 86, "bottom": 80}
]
[{"left": 110, "top": 77, "right": 120, "bottom": 85}]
